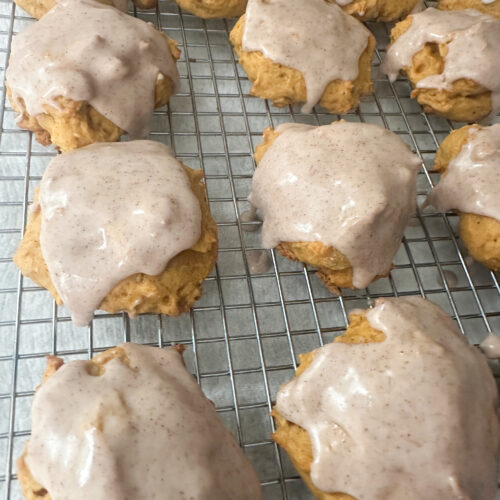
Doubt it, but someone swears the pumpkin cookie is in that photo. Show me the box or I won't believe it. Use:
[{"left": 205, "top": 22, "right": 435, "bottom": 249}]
[
  {"left": 273, "top": 297, "right": 499, "bottom": 500},
  {"left": 438, "top": 0, "right": 500, "bottom": 20},
  {"left": 14, "top": 0, "right": 156, "bottom": 21},
  {"left": 251, "top": 122, "right": 421, "bottom": 292},
  {"left": 230, "top": 0, "right": 375, "bottom": 114},
  {"left": 383, "top": 8, "right": 500, "bottom": 122},
  {"left": 427, "top": 123, "right": 500, "bottom": 271},
  {"left": 6, "top": 0, "right": 179, "bottom": 151},
  {"left": 173, "top": 0, "right": 246, "bottom": 18},
  {"left": 14, "top": 141, "right": 218, "bottom": 325},
  {"left": 336, "top": 0, "right": 423, "bottom": 22},
  {"left": 18, "top": 343, "right": 262, "bottom": 500}
]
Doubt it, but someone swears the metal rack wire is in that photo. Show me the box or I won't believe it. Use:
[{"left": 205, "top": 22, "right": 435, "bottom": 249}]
[{"left": 0, "top": 1, "right": 499, "bottom": 498}]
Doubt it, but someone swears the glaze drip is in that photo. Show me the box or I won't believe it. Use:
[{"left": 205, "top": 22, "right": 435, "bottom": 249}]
[
  {"left": 250, "top": 122, "right": 421, "bottom": 288},
  {"left": 480, "top": 333, "right": 500, "bottom": 359},
  {"left": 383, "top": 8, "right": 500, "bottom": 116},
  {"left": 25, "top": 343, "right": 262, "bottom": 500},
  {"left": 427, "top": 124, "right": 500, "bottom": 221},
  {"left": 242, "top": 0, "right": 371, "bottom": 113},
  {"left": 276, "top": 296, "right": 499, "bottom": 499},
  {"left": 6, "top": 0, "right": 179, "bottom": 137},
  {"left": 38, "top": 141, "right": 201, "bottom": 326}
]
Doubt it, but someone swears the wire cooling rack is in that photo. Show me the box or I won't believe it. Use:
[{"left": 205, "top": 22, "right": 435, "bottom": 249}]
[{"left": 1, "top": 1, "right": 500, "bottom": 498}]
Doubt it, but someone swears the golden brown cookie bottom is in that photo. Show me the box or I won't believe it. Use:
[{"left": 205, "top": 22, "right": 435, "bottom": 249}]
[
  {"left": 7, "top": 37, "right": 179, "bottom": 152},
  {"left": 438, "top": 0, "right": 500, "bottom": 21},
  {"left": 434, "top": 125, "right": 500, "bottom": 271},
  {"left": 342, "top": 0, "right": 422, "bottom": 22},
  {"left": 277, "top": 241, "right": 387, "bottom": 293},
  {"left": 390, "top": 17, "right": 493, "bottom": 123},
  {"left": 254, "top": 126, "right": 388, "bottom": 292},
  {"left": 17, "top": 345, "right": 185, "bottom": 500},
  {"left": 272, "top": 312, "right": 385, "bottom": 500},
  {"left": 173, "top": 0, "right": 246, "bottom": 18},
  {"left": 229, "top": 15, "right": 375, "bottom": 115},
  {"left": 13, "top": 166, "right": 218, "bottom": 318}
]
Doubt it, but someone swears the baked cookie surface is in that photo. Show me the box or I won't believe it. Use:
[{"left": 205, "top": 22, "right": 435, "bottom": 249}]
[
  {"left": 13, "top": 0, "right": 157, "bottom": 20},
  {"left": 6, "top": 0, "right": 179, "bottom": 151},
  {"left": 337, "top": 0, "right": 423, "bottom": 21},
  {"left": 230, "top": 0, "right": 375, "bottom": 115},
  {"left": 383, "top": 8, "right": 500, "bottom": 122},
  {"left": 273, "top": 297, "right": 499, "bottom": 500},
  {"left": 18, "top": 343, "right": 262, "bottom": 500},
  {"left": 173, "top": 0, "right": 247, "bottom": 18},
  {"left": 251, "top": 122, "right": 420, "bottom": 292},
  {"left": 427, "top": 124, "right": 500, "bottom": 271},
  {"left": 14, "top": 141, "right": 218, "bottom": 325},
  {"left": 438, "top": 0, "right": 500, "bottom": 20}
]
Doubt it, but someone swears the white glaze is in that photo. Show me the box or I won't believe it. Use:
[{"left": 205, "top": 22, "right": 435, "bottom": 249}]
[
  {"left": 250, "top": 122, "right": 421, "bottom": 289},
  {"left": 6, "top": 0, "right": 179, "bottom": 138},
  {"left": 427, "top": 124, "right": 500, "bottom": 221},
  {"left": 481, "top": 333, "right": 500, "bottom": 359},
  {"left": 276, "top": 296, "right": 499, "bottom": 499},
  {"left": 25, "top": 343, "right": 262, "bottom": 500},
  {"left": 55, "top": 0, "right": 128, "bottom": 12},
  {"left": 383, "top": 8, "right": 500, "bottom": 116},
  {"left": 242, "top": 0, "right": 371, "bottom": 113},
  {"left": 38, "top": 141, "right": 201, "bottom": 326}
]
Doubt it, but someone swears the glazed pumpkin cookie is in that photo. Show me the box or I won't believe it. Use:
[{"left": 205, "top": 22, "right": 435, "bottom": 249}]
[
  {"left": 14, "top": 0, "right": 156, "bottom": 21},
  {"left": 18, "top": 343, "right": 262, "bottom": 500},
  {"left": 426, "top": 123, "right": 500, "bottom": 271},
  {"left": 173, "top": 0, "right": 247, "bottom": 18},
  {"left": 273, "top": 296, "right": 499, "bottom": 500},
  {"left": 6, "top": 0, "right": 179, "bottom": 152},
  {"left": 230, "top": 0, "right": 375, "bottom": 114},
  {"left": 14, "top": 141, "right": 218, "bottom": 326},
  {"left": 438, "top": 0, "right": 500, "bottom": 20},
  {"left": 334, "top": 0, "right": 423, "bottom": 22},
  {"left": 251, "top": 122, "right": 421, "bottom": 292},
  {"left": 383, "top": 8, "right": 500, "bottom": 123}
]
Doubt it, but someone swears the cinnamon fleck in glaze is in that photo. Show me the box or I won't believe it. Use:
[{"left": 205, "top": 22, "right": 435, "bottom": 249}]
[
  {"left": 25, "top": 343, "right": 262, "bottom": 500},
  {"left": 242, "top": 0, "right": 371, "bottom": 113},
  {"left": 383, "top": 8, "right": 500, "bottom": 117},
  {"left": 6, "top": 0, "right": 179, "bottom": 137},
  {"left": 250, "top": 122, "right": 421, "bottom": 289},
  {"left": 277, "top": 297, "right": 499, "bottom": 499},
  {"left": 38, "top": 141, "right": 202, "bottom": 326},
  {"left": 427, "top": 124, "right": 500, "bottom": 221}
]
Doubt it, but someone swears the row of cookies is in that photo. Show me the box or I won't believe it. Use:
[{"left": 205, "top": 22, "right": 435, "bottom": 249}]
[
  {"left": 7, "top": 0, "right": 500, "bottom": 154},
  {"left": 15, "top": 0, "right": 500, "bottom": 22},
  {"left": 13, "top": 118, "right": 500, "bottom": 328},
  {"left": 230, "top": 0, "right": 500, "bottom": 122},
  {"left": 18, "top": 296, "right": 500, "bottom": 499},
  {"left": 15, "top": 0, "right": 247, "bottom": 19}
]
